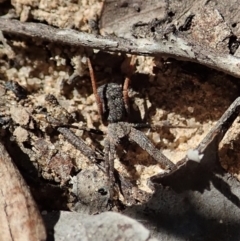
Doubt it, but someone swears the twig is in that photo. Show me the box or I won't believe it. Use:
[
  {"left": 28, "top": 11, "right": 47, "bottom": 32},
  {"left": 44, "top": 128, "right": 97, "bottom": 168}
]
[{"left": 0, "top": 18, "right": 240, "bottom": 78}]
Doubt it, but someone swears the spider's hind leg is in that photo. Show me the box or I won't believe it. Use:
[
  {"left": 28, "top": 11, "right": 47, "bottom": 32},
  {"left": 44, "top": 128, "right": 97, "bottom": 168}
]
[
  {"left": 104, "top": 137, "right": 116, "bottom": 200},
  {"left": 128, "top": 126, "right": 176, "bottom": 171}
]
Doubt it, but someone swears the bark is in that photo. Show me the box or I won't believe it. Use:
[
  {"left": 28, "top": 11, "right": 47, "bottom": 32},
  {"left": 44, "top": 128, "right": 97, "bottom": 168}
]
[
  {"left": 0, "top": 18, "right": 240, "bottom": 78},
  {"left": 0, "top": 142, "right": 46, "bottom": 241}
]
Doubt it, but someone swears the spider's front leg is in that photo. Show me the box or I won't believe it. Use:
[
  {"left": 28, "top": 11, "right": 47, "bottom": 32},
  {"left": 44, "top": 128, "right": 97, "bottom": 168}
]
[
  {"left": 44, "top": 94, "right": 104, "bottom": 168},
  {"left": 129, "top": 127, "right": 176, "bottom": 171}
]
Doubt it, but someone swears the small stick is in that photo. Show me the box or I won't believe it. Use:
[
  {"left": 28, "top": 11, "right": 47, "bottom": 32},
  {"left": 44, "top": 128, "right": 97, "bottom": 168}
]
[
  {"left": 175, "top": 97, "right": 240, "bottom": 169},
  {"left": 196, "top": 97, "right": 240, "bottom": 153}
]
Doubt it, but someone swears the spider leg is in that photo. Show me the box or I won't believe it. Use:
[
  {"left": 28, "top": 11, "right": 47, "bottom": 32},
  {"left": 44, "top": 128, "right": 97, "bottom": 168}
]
[
  {"left": 129, "top": 127, "right": 176, "bottom": 171},
  {"left": 104, "top": 137, "right": 116, "bottom": 199},
  {"left": 57, "top": 127, "right": 105, "bottom": 172},
  {"left": 109, "top": 141, "right": 116, "bottom": 188},
  {"left": 87, "top": 57, "right": 103, "bottom": 118},
  {"left": 132, "top": 123, "right": 151, "bottom": 129},
  {"left": 122, "top": 55, "right": 136, "bottom": 115},
  {"left": 57, "top": 124, "right": 104, "bottom": 135},
  {"left": 132, "top": 122, "right": 198, "bottom": 130}
]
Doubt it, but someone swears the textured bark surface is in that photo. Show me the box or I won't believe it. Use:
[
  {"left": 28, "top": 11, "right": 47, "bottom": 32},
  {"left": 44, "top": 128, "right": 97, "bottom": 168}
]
[
  {"left": 0, "top": 142, "right": 46, "bottom": 241},
  {"left": 1, "top": 18, "right": 240, "bottom": 78}
]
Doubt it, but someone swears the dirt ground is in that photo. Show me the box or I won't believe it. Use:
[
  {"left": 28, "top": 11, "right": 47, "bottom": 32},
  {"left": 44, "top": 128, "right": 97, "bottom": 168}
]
[{"left": 1, "top": 0, "right": 240, "bottom": 213}]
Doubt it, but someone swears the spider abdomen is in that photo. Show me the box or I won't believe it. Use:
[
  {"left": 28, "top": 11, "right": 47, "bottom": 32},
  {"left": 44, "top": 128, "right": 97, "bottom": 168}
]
[{"left": 98, "top": 83, "right": 127, "bottom": 123}]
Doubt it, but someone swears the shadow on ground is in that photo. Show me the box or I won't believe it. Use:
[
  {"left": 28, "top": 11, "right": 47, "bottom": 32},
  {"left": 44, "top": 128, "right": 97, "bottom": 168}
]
[{"left": 124, "top": 135, "right": 240, "bottom": 241}]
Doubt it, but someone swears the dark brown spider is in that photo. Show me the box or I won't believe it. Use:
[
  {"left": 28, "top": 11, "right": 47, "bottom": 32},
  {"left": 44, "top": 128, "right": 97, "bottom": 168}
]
[{"left": 87, "top": 56, "right": 176, "bottom": 195}]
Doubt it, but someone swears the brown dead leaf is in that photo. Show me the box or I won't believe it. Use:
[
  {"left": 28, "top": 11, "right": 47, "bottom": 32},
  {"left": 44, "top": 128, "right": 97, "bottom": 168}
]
[{"left": 100, "top": 0, "right": 168, "bottom": 37}]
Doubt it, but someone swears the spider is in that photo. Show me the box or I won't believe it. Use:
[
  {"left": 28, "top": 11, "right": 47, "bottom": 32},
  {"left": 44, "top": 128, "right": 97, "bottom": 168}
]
[{"left": 87, "top": 56, "right": 176, "bottom": 196}]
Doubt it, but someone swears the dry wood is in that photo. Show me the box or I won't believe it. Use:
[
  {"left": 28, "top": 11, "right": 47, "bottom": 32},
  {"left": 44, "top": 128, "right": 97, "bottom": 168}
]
[
  {"left": 0, "top": 142, "right": 46, "bottom": 241},
  {"left": 0, "top": 18, "right": 240, "bottom": 78}
]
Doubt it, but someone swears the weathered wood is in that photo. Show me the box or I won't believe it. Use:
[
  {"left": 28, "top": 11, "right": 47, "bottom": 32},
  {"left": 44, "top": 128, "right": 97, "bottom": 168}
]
[
  {"left": 0, "top": 142, "right": 46, "bottom": 241},
  {"left": 0, "top": 18, "right": 240, "bottom": 78}
]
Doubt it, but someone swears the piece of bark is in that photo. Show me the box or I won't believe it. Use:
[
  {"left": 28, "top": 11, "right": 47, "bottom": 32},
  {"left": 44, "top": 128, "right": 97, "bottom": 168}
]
[
  {"left": 0, "top": 19, "right": 240, "bottom": 78},
  {"left": 0, "top": 142, "right": 46, "bottom": 241},
  {"left": 205, "top": 0, "right": 240, "bottom": 38},
  {"left": 43, "top": 211, "right": 159, "bottom": 241}
]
